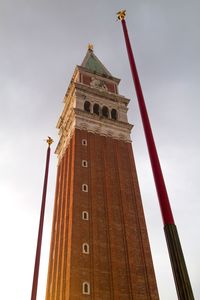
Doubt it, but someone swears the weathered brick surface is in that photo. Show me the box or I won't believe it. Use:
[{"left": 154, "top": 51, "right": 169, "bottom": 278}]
[
  {"left": 45, "top": 129, "right": 159, "bottom": 299},
  {"left": 82, "top": 74, "right": 91, "bottom": 86}
]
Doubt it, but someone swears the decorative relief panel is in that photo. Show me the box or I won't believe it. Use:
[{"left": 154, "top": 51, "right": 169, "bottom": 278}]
[{"left": 90, "top": 77, "right": 108, "bottom": 91}]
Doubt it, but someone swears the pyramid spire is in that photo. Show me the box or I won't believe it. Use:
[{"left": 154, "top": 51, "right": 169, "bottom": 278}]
[{"left": 81, "top": 44, "right": 112, "bottom": 76}]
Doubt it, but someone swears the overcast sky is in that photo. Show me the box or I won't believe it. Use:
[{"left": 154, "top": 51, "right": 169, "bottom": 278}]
[{"left": 0, "top": 1, "right": 199, "bottom": 299}]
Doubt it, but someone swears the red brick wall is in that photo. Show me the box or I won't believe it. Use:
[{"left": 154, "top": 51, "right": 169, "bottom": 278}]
[
  {"left": 82, "top": 74, "right": 91, "bottom": 86},
  {"left": 106, "top": 82, "right": 116, "bottom": 93},
  {"left": 46, "top": 129, "right": 159, "bottom": 299}
]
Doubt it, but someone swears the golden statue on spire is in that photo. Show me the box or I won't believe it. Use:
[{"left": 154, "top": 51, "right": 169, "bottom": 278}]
[
  {"left": 117, "top": 10, "right": 126, "bottom": 21},
  {"left": 88, "top": 43, "right": 94, "bottom": 51}
]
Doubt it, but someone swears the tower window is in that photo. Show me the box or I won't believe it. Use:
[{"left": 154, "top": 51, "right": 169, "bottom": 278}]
[
  {"left": 111, "top": 109, "right": 117, "bottom": 120},
  {"left": 93, "top": 103, "right": 100, "bottom": 116},
  {"left": 102, "top": 106, "right": 109, "bottom": 118},
  {"left": 82, "top": 243, "right": 89, "bottom": 254},
  {"left": 82, "top": 211, "right": 89, "bottom": 220},
  {"left": 82, "top": 160, "right": 88, "bottom": 167},
  {"left": 82, "top": 184, "right": 88, "bottom": 192},
  {"left": 84, "top": 101, "right": 91, "bottom": 113},
  {"left": 82, "top": 282, "right": 90, "bottom": 295},
  {"left": 82, "top": 139, "right": 87, "bottom": 146}
]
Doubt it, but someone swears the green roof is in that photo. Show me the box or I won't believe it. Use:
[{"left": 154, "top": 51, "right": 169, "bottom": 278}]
[{"left": 81, "top": 49, "right": 112, "bottom": 76}]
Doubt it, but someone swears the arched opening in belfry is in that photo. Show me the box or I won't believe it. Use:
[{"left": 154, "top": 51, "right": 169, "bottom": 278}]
[
  {"left": 84, "top": 101, "right": 91, "bottom": 113},
  {"left": 111, "top": 108, "right": 117, "bottom": 120},
  {"left": 102, "top": 106, "right": 109, "bottom": 118},
  {"left": 93, "top": 103, "right": 100, "bottom": 115}
]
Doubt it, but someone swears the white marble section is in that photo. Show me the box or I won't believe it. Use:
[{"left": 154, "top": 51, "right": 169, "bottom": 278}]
[{"left": 55, "top": 80, "right": 133, "bottom": 161}]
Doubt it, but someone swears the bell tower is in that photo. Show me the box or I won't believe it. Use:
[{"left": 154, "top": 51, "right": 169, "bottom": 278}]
[{"left": 45, "top": 46, "right": 159, "bottom": 299}]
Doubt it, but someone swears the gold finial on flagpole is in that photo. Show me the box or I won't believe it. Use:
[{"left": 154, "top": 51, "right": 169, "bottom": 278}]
[
  {"left": 117, "top": 10, "right": 126, "bottom": 21},
  {"left": 46, "top": 136, "right": 53, "bottom": 146}
]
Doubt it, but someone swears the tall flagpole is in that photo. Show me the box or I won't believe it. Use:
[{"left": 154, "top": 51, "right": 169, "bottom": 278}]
[
  {"left": 31, "top": 137, "right": 53, "bottom": 300},
  {"left": 117, "top": 10, "right": 194, "bottom": 300}
]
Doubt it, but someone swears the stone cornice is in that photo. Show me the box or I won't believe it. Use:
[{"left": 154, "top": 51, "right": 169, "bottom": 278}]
[
  {"left": 77, "top": 65, "right": 121, "bottom": 84},
  {"left": 64, "top": 67, "right": 81, "bottom": 99},
  {"left": 74, "top": 82, "right": 130, "bottom": 105},
  {"left": 75, "top": 108, "right": 133, "bottom": 131}
]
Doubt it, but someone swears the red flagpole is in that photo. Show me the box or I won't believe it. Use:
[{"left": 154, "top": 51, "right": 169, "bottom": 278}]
[
  {"left": 117, "top": 10, "right": 194, "bottom": 300},
  {"left": 31, "top": 137, "right": 53, "bottom": 300}
]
